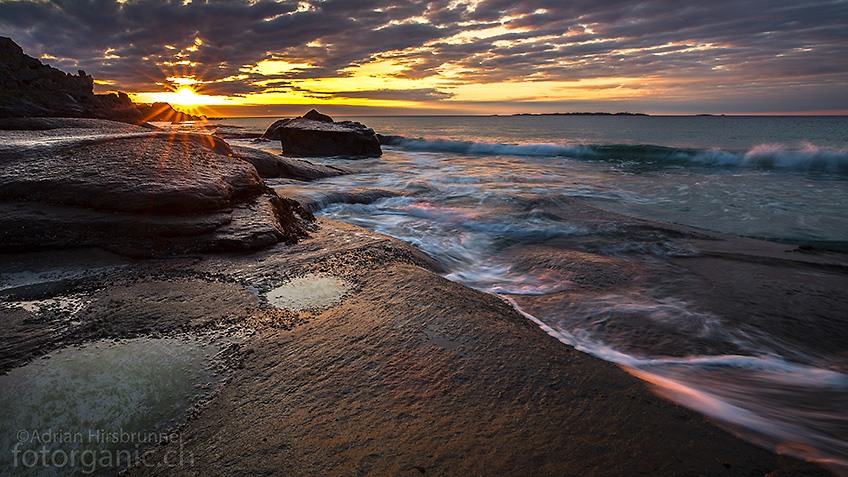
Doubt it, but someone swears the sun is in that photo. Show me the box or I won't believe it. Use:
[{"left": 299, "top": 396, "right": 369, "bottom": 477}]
[
  {"left": 171, "top": 87, "right": 205, "bottom": 106},
  {"left": 132, "top": 86, "right": 229, "bottom": 108}
]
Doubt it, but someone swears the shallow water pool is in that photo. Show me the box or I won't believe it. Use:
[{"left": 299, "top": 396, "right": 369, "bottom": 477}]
[{"left": 0, "top": 336, "right": 223, "bottom": 476}]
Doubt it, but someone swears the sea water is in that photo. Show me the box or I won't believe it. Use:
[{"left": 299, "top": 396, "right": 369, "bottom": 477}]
[
  {"left": 0, "top": 337, "right": 222, "bottom": 476},
  {"left": 220, "top": 114, "right": 848, "bottom": 472}
]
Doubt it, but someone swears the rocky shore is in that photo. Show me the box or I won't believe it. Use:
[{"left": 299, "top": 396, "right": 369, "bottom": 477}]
[
  {"left": 0, "top": 36, "right": 840, "bottom": 477},
  {"left": 0, "top": 114, "right": 841, "bottom": 475},
  {"left": 262, "top": 109, "right": 382, "bottom": 157},
  {"left": 0, "top": 220, "right": 833, "bottom": 476}
]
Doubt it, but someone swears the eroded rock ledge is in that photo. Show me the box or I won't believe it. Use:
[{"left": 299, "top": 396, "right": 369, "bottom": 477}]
[{"left": 0, "top": 118, "right": 313, "bottom": 257}]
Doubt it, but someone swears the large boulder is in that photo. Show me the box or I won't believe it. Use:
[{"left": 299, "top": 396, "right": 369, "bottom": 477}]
[
  {"left": 261, "top": 110, "right": 381, "bottom": 157},
  {"left": 0, "top": 118, "right": 313, "bottom": 257}
]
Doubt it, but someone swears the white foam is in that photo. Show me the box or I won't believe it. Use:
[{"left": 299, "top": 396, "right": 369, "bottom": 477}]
[
  {"left": 390, "top": 137, "right": 594, "bottom": 158},
  {"left": 7, "top": 294, "right": 89, "bottom": 316},
  {"left": 501, "top": 295, "right": 848, "bottom": 474},
  {"left": 690, "top": 143, "right": 848, "bottom": 172},
  {"left": 387, "top": 136, "right": 848, "bottom": 173}
]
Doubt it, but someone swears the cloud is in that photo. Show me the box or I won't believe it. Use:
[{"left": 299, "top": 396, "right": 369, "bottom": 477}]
[
  {"left": 0, "top": 0, "right": 845, "bottom": 113},
  {"left": 331, "top": 88, "right": 455, "bottom": 101}
]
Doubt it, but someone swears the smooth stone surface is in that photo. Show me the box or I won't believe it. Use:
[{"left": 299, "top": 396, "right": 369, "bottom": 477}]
[
  {"left": 231, "top": 145, "right": 348, "bottom": 180},
  {"left": 272, "top": 187, "right": 401, "bottom": 212},
  {"left": 0, "top": 336, "right": 221, "bottom": 476},
  {"left": 0, "top": 118, "right": 313, "bottom": 256}
]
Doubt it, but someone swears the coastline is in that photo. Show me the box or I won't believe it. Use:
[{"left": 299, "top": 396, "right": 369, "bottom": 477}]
[
  {"left": 126, "top": 220, "right": 832, "bottom": 476},
  {"left": 0, "top": 216, "right": 836, "bottom": 475},
  {"left": 1, "top": 119, "right": 844, "bottom": 475}
]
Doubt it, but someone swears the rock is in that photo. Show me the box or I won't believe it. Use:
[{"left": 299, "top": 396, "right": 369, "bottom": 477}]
[
  {"left": 0, "top": 36, "right": 141, "bottom": 122},
  {"left": 0, "top": 36, "right": 196, "bottom": 125},
  {"left": 83, "top": 91, "right": 143, "bottom": 123},
  {"left": 272, "top": 187, "right": 401, "bottom": 213},
  {"left": 302, "top": 109, "right": 333, "bottom": 123},
  {"left": 0, "top": 118, "right": 313, "bottom": 257},
  {"left": 261, "top": 111, "right": 381, "bottom": 157},
  {"left": 230, "top": 145, "right": 348, "bottom": 180},
  {"left": 376, "top": 134, "right": 406, "bottom": 145}
]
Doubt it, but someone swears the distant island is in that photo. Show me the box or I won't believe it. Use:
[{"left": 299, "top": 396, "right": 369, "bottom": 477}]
[{"left": 496, "top": 112, "right": 650, "bottom": 117}]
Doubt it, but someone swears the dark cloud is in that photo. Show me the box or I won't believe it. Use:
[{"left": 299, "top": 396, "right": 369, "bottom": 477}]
[{"left": 0, "top": 0, "right": 845, "bottom": 112}]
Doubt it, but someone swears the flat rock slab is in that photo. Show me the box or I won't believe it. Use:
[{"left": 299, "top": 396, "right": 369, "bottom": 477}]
[
  {"left": 265, "top": 273, "right": 350, "bottom": 310},
  {"left": 0, "top": 219, "right": 834, "bottom": 475}
]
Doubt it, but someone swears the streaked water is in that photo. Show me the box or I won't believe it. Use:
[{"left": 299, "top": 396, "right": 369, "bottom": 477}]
[{"left": 221, "top": 114, "right": 848, "bottom": 473}]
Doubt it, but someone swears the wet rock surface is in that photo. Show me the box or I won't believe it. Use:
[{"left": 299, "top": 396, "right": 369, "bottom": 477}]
[
  {"left": 231, "top": 145, "right": 348, "bottom": 180},
  {"left": 0, "top": 105, "right": 838, "bottom": 475},
  {"left": 261, "top": 110, "right": 382, "bottom": 157},
  {"left": 273, "top": 187, "right": 401, "bottom": 212},
  {"left": 0, "top": 214, "right": 835, "bottom": 476},
  {"left": 0, "top": 118, "right": 313, "bottom": 257}
]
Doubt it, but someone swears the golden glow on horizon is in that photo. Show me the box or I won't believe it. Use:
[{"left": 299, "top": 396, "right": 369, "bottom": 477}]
[
  {"left": 173, "top": 87, "right": 205, "bottom": 106},
  {"left": 133, "top": 87, "right": 231, "bottom": 107},
  {"left": 131, "top": 55, "right": 656, "bottom": 113},
  {"left": 444, "top": 76, "right": 657, "bottom": 102},
  {"left": 116, "top": 27, "right": 840, "bottom": 117}
]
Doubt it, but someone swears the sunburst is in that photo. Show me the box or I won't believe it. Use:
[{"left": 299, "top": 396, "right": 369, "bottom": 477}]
[{"left": 133, "top": 85, "right": 228, "bottom": 111}]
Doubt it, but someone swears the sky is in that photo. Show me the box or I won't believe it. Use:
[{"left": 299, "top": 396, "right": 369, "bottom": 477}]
[{"left": 1, "top": 0, "right": 847, "bottom": 116}]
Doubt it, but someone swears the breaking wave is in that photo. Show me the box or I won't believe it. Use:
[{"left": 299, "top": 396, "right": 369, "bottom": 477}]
[
  {"left": 382, "top": 136, "right": 848, "bottom": 173},
  {"left": 380, "top": 136, "right": 594, "bottom": 157}
]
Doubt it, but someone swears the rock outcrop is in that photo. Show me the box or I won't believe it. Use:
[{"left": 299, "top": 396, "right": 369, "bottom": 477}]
[
  {"left": 302, "top": 108, "right": 334, "bottom": 123},
  {"left": 261, "top": 110, "right": 381, "bottom": 157},
  {"left": 0, "top": 118, "right": 313, "bottom": 257},
  {"left": 0, "top": 37, "right": 201, "bottom": 125},
  {"left": 0, "top": 37, "right": 142, "bottom": 122},
  {"left": 231, "top": 145, "right": 348, "bottom": 180}
]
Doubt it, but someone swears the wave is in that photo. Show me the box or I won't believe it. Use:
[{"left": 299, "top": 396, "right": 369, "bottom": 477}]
[
  {"left": 501, "top": 295, "right": 848, "bottom": 475},
  {"left": 381, "top": 136, "right": 848, "bottom": 173},
  {"left": 691, "top": 143, "right": 848, "bottom": 171},
  {"left": 380, "top": 135, "right": 595, "bottom": 158}
]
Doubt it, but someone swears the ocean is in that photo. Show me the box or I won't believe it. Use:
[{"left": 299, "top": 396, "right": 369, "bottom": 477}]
[{"left": 218, "top": 115, "right": 848, "bottom": 472}]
